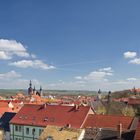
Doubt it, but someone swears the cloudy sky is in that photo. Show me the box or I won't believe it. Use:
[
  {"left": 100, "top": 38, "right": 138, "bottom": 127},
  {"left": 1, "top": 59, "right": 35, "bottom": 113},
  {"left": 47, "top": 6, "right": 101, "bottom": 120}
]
[{"left": 0, "top": 0, "right": 140, "bottom": 91}]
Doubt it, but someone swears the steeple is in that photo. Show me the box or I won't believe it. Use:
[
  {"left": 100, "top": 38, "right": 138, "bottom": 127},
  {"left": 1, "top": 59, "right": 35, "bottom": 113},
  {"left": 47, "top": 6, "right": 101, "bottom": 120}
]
[
  {"left": 33, "top": 86, "right": 36, "bottom": 94},
  {"left": 97, "top": 89, "right": 102, "bottom": 100},
  {"left": 98, "top": 89, "right": 101, "bottom": 94},
  {"left": 40, "top": 86, "right": 42, "bottom": 91},
  {"left": 28, "top": 80, "right": 33, "bottom": 95},
  {"left": 29, "top": 80, "right": 32, "bottom": 88},
  {"left": 107, "top": 91, "right": 111, "bottom": 104},
  {"left": 40, "top": 86, "right": 43, "bottom": 97},
  {"left": 133, "top": 86, "right": 137, "bottom": 95}
]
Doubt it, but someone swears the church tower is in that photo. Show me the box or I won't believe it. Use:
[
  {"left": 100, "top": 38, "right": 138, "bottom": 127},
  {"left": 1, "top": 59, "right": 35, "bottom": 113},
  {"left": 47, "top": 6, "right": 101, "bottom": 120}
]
[
  {"left": 107, "top": 91, "right": 112, "bottom": 104},
  {"left": 40, "top": 86, "right": 43, "bottom": 97},
  {"left": 33, "top": 86, "right": 36, "bottom": 95},
  {"left": 28, "top": 80, "right": 33, "bottom": 95},
  {"left": 97, "top": 89, "right": 102, "bottom": 100}
]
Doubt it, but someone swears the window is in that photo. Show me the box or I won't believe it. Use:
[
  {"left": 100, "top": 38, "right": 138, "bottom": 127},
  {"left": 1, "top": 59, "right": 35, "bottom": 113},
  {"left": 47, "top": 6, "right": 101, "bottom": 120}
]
[
  {"left": 15, "top": 125, "right": 18, "bottom": 131},
  {"left": 19, "top": 126, "right": 21, "bottom": 132},
  {"left": 32, "top": 128, "right": 35, "bottom": 135},
  {"left": 26, "top": 128, "right": 29, "bottom": 135},
  {"left": 15, "top": 125, "right": 21, "bottom": 132}
]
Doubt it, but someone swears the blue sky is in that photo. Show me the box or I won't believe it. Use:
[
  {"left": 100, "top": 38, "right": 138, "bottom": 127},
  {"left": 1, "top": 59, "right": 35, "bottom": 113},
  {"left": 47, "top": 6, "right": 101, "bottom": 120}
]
[{"left": 0, "top": 0, "right": 140, "bottom": 91}]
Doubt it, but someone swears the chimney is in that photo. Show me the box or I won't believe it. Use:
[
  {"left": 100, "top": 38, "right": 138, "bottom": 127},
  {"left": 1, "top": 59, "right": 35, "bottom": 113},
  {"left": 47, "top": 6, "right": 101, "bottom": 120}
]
[
  {"left": 66, "top": 123, "right": 71, "bottom": 128},
  {"left": 117, "top": 123, "right": 122, "bottom": 139}
]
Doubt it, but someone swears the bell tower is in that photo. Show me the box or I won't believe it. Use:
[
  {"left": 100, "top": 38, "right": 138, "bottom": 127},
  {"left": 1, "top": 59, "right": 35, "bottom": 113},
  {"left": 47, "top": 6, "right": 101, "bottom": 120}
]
[{"left": 28, "top": 80, "right": 33, "bottom": 95}]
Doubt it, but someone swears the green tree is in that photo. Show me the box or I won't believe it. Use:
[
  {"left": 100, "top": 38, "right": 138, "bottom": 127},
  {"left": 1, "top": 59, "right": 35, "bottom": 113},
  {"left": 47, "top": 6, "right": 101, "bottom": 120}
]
[
  {"left": 96, "top": 106, "right": 106, "bottom": 114},
  {"left": 122, "top": 106, "right": 135, "bottom": 117}
]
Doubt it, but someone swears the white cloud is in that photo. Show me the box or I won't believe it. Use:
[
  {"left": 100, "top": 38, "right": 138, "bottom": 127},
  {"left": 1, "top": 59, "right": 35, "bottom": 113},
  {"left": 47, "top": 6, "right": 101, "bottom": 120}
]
[
  {"left": 47, "top": 81, "right": 86, "bottom": 90},
  {"left": 0, "top": 39, "right": 56, "bottom": 70},
  {"left": 129, "top": 58, "right": 140, "bottom": 64},
  {"left": 31, "top": 54, "right": 36, "bottom": 58},
  {"left": 84, "top": 71, "right": 113, "bottom": 81},
  {"left": 9, "top": 60, "right": 55, "bottom": 70},
  {"left": 126, "top": 78, "right": 137, "bottom": 81},
  {"left": 124, "top": 51, "right": 137, "bottom": 59},
  {"left": 0, "top": 70, "right": 41, "bottom": 89},
  {"left": 45, "top": 67, "right": 114, "bottom": 91},
  {"left": 0, "top": 78, "right": 40, "bottom": 89},
  {"left": 75, "top": 76, "right": 82, "bottom": 80},
  {"left": 99, "top": 67, "right": 113, "bottom": 72},
  {"left": 0, "top": 39, "right": 30, "bottom": 59},
  {"left": 0, "top": 70, "right": 21, "bottom": 80},
  {"left": 46, "top": 78, "right": 140, "bottom": 91},
  {"left": 83, "top": 67, "right": 113, "bottom": 81},
  {"left": 0, "top": 51, "right": 11, "bottom": 60}
]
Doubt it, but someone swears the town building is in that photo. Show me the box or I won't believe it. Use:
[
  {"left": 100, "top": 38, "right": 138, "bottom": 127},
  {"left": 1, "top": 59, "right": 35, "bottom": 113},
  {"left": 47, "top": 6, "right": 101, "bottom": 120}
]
[
  {"left": 39, "top": 125, "right": 84, "bottom": 140},
  {"left": 10, "top": 104, "right": 94, "bottom": 140},
  {"left": 0, "top": 112, "right": 16, "bottom": 140},
  {"left": 28, "top": 81, "right": 43, "bottom": 97}
]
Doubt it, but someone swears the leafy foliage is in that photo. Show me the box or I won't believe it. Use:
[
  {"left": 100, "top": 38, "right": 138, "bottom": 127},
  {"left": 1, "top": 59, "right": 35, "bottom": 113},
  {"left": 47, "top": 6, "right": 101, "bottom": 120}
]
[{"left": 122, "top": 106, "right": 135, "bottom": 117}]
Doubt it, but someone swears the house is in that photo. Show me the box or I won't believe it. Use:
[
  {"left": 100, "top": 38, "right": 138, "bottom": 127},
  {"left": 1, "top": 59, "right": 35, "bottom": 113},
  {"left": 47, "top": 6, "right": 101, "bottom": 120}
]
[
  {"left": 83, "top": 114, "right": 136, "bottom": 140},
  {"left": 10, "top": 104, "right": 94, "bottom": 140},
  {"left": 39, "top": 125, "right": 85, "bottom": 140},
  {"left": 128, "top": 98, "right": 140, "bottom": 108},
  {"left": 83, "top": 114, "right": 134, "bottom": 130},
  {"left": 0, "top": 128, "right": 4, "bottom": 140},
  {"left": 0, "top": 100, "right": 22, "bottom": 117},
  {"left": 0, "top": 112, "right": 16, "bottom": 140}
]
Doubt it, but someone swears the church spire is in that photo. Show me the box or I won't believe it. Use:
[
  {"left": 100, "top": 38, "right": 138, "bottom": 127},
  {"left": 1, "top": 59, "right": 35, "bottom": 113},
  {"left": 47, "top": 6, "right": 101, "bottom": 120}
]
[
  {"left": 40, "top": 86, "right": 43, "bottom": 97},
  {"left": 40, "top": 86, "right": 42, "bottom": 91},
  {"left": 33, "top": 86, "right": 36, "bottom": 94},
  {"left": 97, "top": 89, "right": 102, "bottom": 100},
  {"left": 29, "top": 80, "right": 32, "bottom": 88},
  {"left": 98, "top": 89, "right": 101, "bottom": 94},
  {"left": 28, "top": 80, "right": 33, "bottom": 95}
]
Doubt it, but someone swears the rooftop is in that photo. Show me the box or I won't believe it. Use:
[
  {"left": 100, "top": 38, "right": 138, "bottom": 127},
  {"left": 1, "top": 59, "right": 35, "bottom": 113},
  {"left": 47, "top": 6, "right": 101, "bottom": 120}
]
[
  {"left": 10, "top": 104, "right": 92, "bottom": 128},
  {"left": 83, "top": 114, "right": 134, "bottom": 130}
]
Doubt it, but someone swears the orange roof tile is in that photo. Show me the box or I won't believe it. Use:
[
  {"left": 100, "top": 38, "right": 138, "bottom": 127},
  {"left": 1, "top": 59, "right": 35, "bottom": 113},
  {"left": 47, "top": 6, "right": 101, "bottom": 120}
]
[
  {"left": 83, "top": 114, "right": 133, "bottom": 130},
  {"left": 10, "top": 104, "right": 91, "bottom": 128}
]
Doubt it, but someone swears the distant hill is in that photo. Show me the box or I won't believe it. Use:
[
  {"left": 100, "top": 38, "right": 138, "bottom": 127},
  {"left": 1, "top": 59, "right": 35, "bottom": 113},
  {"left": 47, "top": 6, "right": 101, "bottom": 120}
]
[
  {"left": 0, "top": 89, "right": 106, "bottom": 97},
  {"left": 0, "top": 89, "right": 25, "bottom": 97}
]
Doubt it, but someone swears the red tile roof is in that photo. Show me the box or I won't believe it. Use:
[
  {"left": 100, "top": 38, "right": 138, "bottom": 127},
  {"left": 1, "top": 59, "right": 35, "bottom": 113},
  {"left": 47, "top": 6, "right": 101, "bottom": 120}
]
[
  {"left": 128, "top": 98, "right": 140, "bottom": 105},
  {"left": 0, "top": 101, "right": 21, "bottom": 117},
  {"left": 83, "top": 114, "right": 133, "bottom": 130},
  {"left": 134, "top": 119, "right": 140, "bottom": 140},
  {"left": 10, "top": 104, "right": 91, "bottom": 128}
]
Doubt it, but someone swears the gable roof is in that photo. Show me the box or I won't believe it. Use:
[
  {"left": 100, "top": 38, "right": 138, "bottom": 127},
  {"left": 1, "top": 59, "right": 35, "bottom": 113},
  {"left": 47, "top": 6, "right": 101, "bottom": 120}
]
[
  {"left": 83, "top": 114, "right": 133, "bottom": 130},
  {"left": 0, "top": 112, "right": 16, "bottom": 131},
  {"left": 10, "top": 104, "right": 91, "bottom": 128}
]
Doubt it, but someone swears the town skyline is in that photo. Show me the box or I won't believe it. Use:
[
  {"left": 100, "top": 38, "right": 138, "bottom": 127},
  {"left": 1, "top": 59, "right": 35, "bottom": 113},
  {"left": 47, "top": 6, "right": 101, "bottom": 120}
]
[{"left": 0, "top": 0, "right": 140, "bottom": 91}]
